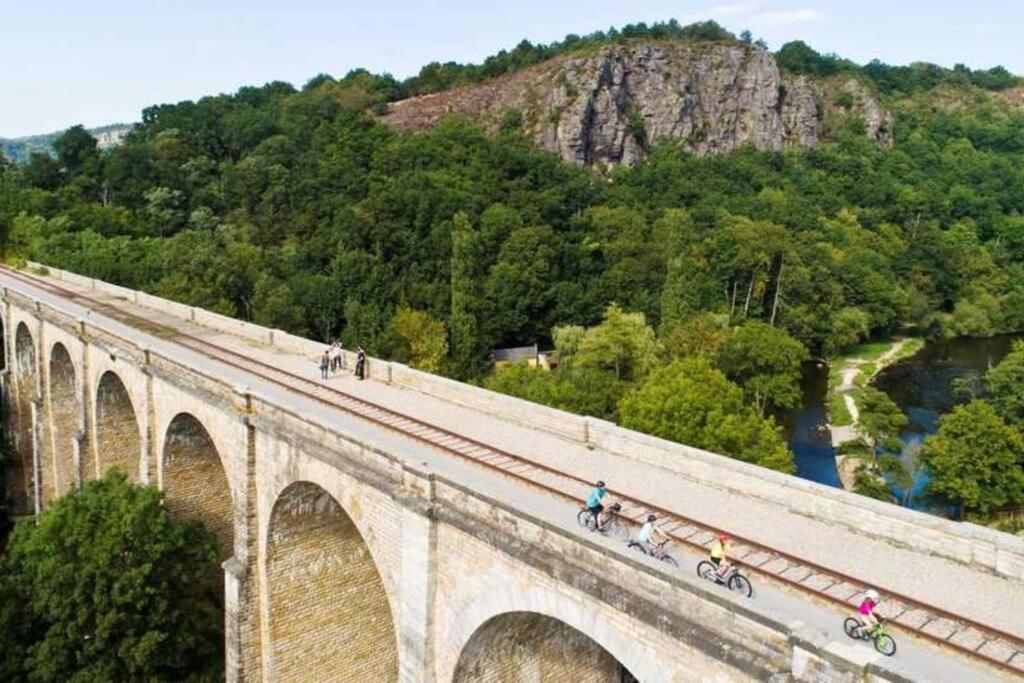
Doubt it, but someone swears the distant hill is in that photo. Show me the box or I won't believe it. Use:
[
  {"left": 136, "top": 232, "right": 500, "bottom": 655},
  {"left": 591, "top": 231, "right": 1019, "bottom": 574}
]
[{"left": 1, "top": 123, "right": 133, "bottom": 164}]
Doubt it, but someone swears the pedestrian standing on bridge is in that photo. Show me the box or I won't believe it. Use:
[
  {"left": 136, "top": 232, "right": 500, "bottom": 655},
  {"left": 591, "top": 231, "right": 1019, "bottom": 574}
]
[
  {"left": 355, "top": 346, "right": 366, "bottom": 380},
  {"left": 319, "top": 348, "right": 330, "bottom": 380},
  {"left": 329, "top": 341, "right": 342, "bottom": 373}
]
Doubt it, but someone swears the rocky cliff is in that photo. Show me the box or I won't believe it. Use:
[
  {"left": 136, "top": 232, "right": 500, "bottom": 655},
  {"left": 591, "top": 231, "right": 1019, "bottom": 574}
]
[{"left": 382, "top": 43, "right": 892, "bottom": 168}]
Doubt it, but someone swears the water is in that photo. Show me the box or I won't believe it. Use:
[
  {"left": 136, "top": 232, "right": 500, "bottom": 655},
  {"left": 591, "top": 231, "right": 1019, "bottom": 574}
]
[
  {"left": 785, "top": 362, "right": 842, "bottom": 487},
  {"left": 873, "top": 334, "right": 1022, "bottom": 510},
  {"left": 785, "top": 334, "right": 1022, "bottom": 497}
]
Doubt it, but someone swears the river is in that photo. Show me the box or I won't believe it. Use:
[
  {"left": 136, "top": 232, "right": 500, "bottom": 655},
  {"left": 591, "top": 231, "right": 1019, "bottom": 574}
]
[
  {"left": 785, "top": 362, "right": 842, "bottom": 488},
  {"left": 786, "top": 334, "right": 1022, "bottom": 508}
]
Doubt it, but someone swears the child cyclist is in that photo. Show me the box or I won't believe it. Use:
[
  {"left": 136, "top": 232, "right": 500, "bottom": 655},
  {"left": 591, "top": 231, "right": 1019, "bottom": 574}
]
[
  {"left": 857, "top": 589, "right": 882, "bottom": 634},
  {"left": 710, "top": 532, "right": 733, "bottom": 580}
]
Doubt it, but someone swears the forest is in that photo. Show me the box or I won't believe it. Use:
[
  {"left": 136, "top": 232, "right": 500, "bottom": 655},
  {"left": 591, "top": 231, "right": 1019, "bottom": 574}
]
[{"left": 2, "top": 22, "right": 1024, "bottom": 502}]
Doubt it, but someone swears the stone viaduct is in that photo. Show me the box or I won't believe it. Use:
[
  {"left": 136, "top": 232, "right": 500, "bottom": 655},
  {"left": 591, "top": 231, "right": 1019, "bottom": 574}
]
[{"left": 1, "top": 264, "right": 1023, "bottom": 683}]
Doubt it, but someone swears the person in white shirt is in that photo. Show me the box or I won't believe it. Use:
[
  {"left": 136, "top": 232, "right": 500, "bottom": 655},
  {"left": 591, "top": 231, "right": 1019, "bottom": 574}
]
[{"left": 637, "top": 514, "right": 668, "bottom": 557}]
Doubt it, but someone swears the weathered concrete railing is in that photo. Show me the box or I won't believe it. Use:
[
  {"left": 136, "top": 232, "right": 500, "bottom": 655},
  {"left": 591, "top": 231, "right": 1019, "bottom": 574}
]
[{"left": 31, "top": 261, "right": 1024, "bottom": 581}]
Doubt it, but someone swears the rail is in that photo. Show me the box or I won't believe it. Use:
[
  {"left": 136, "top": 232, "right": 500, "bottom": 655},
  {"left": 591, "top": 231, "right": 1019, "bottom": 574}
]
[{"left": 3, "top": 265, "right": 1022, "bottom": 678}]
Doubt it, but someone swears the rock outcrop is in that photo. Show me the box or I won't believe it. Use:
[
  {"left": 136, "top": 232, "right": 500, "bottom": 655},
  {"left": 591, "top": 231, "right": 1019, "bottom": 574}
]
[{"left": 382, "top": 43, "right": 892, "bottom": 168}]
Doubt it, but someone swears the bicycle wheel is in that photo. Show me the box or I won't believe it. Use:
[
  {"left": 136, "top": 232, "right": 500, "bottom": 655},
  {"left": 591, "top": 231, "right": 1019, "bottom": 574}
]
[
  {"left": 606, "top": 518, "right": 629, "bottom": 541},
  {"left": 843, "top": 618, "right": 862, "bottom": 640},
  {"left": 576, "top": 509, "right": 591, "bottom": 529},
  {"left": 628, "top": 541, "right": 646, "bottom": 555},
  {"left": 874, "top": 634, "right": 896, "bottom": 657},
  {"left": 728, "top": 573, "right": 753, "bottom": 598},
  {"left": 660, "top": 554, "right": 679, "bottom": 568},
  {"left": 697, "top": 561, "right": 716, "bottom": 582}
]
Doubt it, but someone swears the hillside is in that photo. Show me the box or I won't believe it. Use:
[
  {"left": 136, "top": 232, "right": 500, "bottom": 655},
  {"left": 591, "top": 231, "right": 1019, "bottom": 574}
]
[
  {"left": 0, "top": 123, "right": 132, "bottom": 164},
  {"left": 383, "top": 42, "right": 892, "bottom": 167}
]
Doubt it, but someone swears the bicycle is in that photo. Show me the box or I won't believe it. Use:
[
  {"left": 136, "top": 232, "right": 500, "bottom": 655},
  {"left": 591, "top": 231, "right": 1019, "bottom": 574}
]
[
  {"left": 628, "top": 539, "right": 679, "bottom": 567},
  {"left": 843, "top": 616, "right": 897, "bottom": 657},
  {"left": 696, "top": 560, "right": 753, "bottom": 598},
  {"left": 576, "top": 506, "right": 629, "bottom": 541}
]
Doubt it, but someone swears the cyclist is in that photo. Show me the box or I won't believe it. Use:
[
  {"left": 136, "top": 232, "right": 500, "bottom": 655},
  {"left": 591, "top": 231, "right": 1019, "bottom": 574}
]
[
  {"left": 585, "top": 481, "right": 608, "bottom": 525},
  {"left": 857, "top": 589, "right": 882, "bottom": 634},
  {"left": 637, "top": 514, "right": 668, "bottom": 556},
  {"left": 710, "top": 532, "right": 733, "bottom": 580}
]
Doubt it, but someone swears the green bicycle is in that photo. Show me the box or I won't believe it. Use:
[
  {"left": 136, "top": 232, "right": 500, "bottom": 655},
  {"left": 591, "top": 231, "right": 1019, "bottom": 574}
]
[{"left": 843, "top": 616, "right": 897, "bottom": 656}]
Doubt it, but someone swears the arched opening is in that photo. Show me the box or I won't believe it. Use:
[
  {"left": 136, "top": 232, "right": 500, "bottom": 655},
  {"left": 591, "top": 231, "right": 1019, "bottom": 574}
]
[
  {"left": 162, "top": 412, "right": 233, "bottom": 666},
  {"left": 454, "top": 612, "right": 637, "bottom": 683},
  {"left": 162, "top": 413, "right": 233, "bottom": 559},
  {"left": 93, "top": 371, "right": 140, "bottom": 482},
  {"left": 47, "top": 342, "right": 78, "bottom": 501},
  {"left": 266, "top": 482, "right": 398, "bottom": 682},
  {"left": 11, "top": 322, "right": 36, "bottom": 512}
]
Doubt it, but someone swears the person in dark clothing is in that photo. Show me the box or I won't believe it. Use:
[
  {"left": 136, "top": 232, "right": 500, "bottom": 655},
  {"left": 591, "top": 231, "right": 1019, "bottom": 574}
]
[
  {"left": 319, "top": 349, "right": 330, "bottom": 379},
  {"left": 355, "top": 346, "right": 366, "bottom": 380}
]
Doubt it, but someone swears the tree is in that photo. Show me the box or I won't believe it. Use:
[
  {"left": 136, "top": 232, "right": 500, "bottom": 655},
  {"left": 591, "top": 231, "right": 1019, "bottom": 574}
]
[
  {"left": 53, "top": 125, "right": 99, "bottom": 175},
  {"left": 716, "top": 321, "right": 809, "bottom": 414},
  {"left": 575, "top": 304, "right": 661, "bottom": 382},
  {"left": 662, "top": 313, "right": 731, "bottom": 360},
  {"left": 858, "top": 387, "right": 907, "bottom": 459},
  {"left": 0, "top": 470, "right": 221, "bottom": 681},
  {"left": 922, "top": 401, "right": 1024, "bottom": 517},
  {"left": 450, "top": 212, "right": 485, "bottom": 378},
  {"left": 986, "top": 341, "right": 1024, "bottom": 431},
  {"left": 619, "top": 358, "right": 794, "bottom": 472},
  {"left": 391, "top": 307, "right": 448, "bottom": 373}
]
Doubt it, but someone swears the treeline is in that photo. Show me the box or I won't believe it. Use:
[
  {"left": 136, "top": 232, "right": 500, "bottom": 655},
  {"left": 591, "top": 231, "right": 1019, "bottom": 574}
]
[
  {"left": 4, "top": 29, "right": 1024, "bottom": 478},
  {"left": 5, "top": 65, "right": 1024, "bottom": 363},
  {"left": 776, "top": 40, "right": 1020, "bottom": 93}
]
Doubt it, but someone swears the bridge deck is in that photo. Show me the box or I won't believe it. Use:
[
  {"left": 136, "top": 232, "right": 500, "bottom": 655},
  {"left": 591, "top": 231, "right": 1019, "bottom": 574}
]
[{"left": 6, "top": 267, "right": 1023, "bottom": 682}]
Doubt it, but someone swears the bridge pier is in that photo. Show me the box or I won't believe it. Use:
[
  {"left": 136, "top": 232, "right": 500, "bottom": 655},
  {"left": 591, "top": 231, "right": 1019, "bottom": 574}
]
[
  {"left": 225, "top": 388, "right": 262, "bottom": 683},
  {"left": 398, "top": 468, "right": 438, "bottom": 683}
]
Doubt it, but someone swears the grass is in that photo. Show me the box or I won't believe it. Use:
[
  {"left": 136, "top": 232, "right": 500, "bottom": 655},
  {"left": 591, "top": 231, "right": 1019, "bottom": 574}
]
[
  {"left": 829, "top": 392, "right": 853, "bottom": 426},
  {"left": 825, "top": 336, "right": 925, "bottom": 428}
]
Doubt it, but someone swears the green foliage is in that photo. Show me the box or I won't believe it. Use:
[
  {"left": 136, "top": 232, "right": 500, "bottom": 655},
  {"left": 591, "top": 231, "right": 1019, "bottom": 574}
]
[
  {"left": 921, "top": 400, "right": 1024, "bottom": 515},
  {"left": 390, "top": 307, "right": 448, "bottom": 373},
  {"left": 0, "top": 470, "right": 221, "bottom": 681},
  {"left": 574, "top": 304, "right": 661, "bottom": 382},
  {"left": 858, "top": 386, "right": 908, "bottom": 454},
  {"left": 717, "top": 321, "right": 809, "bottom": 414},
  {"left": 619, "top": 358, "right": 794, "bottom": 472},
  {"left": 776, "top": 41, "right": 849, "bottom": 77},
  {"left": 661, "top": 313, "right": 731, "bottom": 360},
  {"left": 985, "top": 340, "right": 1024, "bottom": 431}
]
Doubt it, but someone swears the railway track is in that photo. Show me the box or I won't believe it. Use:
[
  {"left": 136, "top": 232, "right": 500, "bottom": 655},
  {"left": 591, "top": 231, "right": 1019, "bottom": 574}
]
[{"left": 4, "top": 265, "right": 1024, "bottom": 678}]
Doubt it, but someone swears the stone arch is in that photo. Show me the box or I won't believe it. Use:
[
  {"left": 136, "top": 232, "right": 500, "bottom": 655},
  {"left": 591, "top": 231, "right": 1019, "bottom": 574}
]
[
  {"left": 265, "top": 481, "right": 398, "bottom": 682},
  {"left": 10, "top": 322, "right": 37, "bottom": 512},
  {"left": 47, "top": 342, "right": 79, "bottom": 500},
  {"left": 93, "top": 370, "right": 140, "bottom": 482},
  {"left": 453, "top": 612, "right": 638, "bottom": 683},
  {"left": 161, "top": 412, "right": 234, "bottom": 560},
  {"left": 445, "top": 585, "right": 656, "bottom": 683}
]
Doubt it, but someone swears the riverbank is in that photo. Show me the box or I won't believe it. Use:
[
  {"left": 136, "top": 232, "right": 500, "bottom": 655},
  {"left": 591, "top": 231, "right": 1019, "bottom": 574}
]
[{"left": 826, "top": 337, "right": 924, "bottom": 489}]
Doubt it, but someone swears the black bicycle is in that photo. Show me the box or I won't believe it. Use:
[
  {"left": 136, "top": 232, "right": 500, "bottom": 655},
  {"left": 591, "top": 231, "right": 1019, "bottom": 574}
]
[
  {"left": 576, "top": 507, "right": 630, "bottom": 541},
  {"left": 696, "top": 560, "right": 753, "bottom": 598},
  {"left": 843, "top": 616, "right": 897, "bottom": 656},
  {"left": 628, "top": 539, "right": 679, "bottom": 567}
]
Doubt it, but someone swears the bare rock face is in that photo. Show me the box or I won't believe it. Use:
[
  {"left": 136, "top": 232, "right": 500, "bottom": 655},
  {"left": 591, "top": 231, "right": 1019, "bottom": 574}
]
[{"left": 382, "top": 43, "right": 892, "bottom": 168}]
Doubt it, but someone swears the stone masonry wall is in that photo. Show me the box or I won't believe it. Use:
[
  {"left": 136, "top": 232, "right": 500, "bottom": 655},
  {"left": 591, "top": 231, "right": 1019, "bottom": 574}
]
[
  {"left": 162, "top": 412, "right": 234, "bottom": 560},
  {"left": 265, "top": 482, "right": 398, "bottom": 682},
  {"left": 453, "top": 612, "right": 624, "bottom": 682},
  {"left": 92, "top": 371, "right": 140, "bottom": 481},
  {"left": 47, "top": 342, "right": 78, "bottom": 498},
  {"left": 11, "top": 322, "right": 36, "bottom": 513}
]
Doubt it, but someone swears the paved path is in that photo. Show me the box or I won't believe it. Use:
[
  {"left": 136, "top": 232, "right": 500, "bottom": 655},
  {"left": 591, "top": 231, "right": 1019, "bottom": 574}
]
[{"left": 13, "top": 272, "right": 1023, "bottom": 681}]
